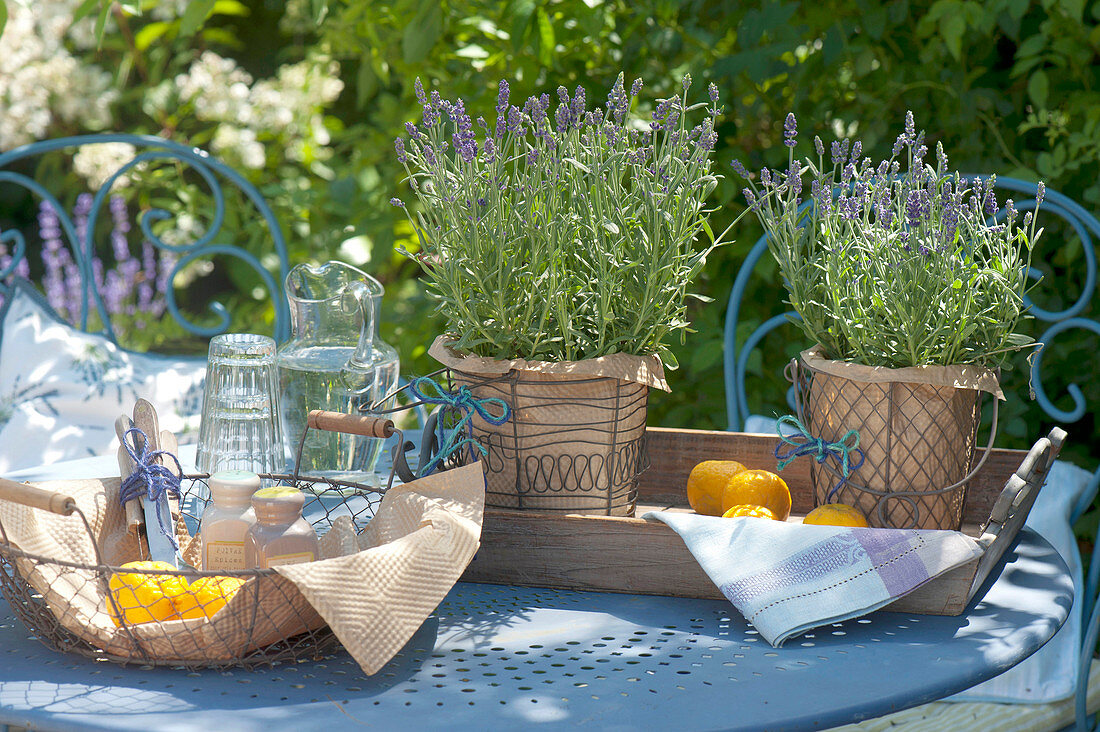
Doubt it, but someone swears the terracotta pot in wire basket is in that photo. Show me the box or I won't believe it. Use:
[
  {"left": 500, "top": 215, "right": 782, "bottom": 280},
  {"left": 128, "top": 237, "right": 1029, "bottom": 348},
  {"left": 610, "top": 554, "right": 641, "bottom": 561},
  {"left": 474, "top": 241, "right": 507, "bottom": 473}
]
[
  {"left": 789, "top": 346, "right": 1003, "bottom": 530},
  {"left": 426, "top": 336, "right": 670, "bottom": 516},
  {"left": 0, "top": 411, "right": 485, "bottom": 672}
]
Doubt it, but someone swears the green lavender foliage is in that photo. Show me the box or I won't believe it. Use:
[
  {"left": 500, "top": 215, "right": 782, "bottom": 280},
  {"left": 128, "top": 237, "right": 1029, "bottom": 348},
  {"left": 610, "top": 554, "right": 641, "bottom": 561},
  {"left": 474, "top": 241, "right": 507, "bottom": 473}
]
[
  {"left": 392, "top": 75, "right": 736, "bottom": 367},
  {"left": 739, "top": 114, "right": 1042, "bottom": 369}
]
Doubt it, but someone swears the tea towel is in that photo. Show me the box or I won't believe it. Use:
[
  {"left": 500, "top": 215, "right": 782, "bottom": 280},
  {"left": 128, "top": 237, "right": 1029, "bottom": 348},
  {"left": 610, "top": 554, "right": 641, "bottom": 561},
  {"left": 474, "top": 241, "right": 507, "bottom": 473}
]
[{"left": 644, "top": 511, "right": 983, "bottom": 647}]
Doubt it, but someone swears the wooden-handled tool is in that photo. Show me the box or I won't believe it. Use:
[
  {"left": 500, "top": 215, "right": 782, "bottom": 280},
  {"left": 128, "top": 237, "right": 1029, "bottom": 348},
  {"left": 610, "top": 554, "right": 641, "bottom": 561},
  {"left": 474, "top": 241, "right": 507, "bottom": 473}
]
[
  {"left": 0, "top": 477, "right": 76, "bottom": 516},
  {"left": 115, "top": 415, "right": 146, "bottom": 538},
  {"left": 133, "top": 399, "right": 179, "bottom": 566},
  {"left": 307, "top": 410, "right": 395, "bottom": 438}
]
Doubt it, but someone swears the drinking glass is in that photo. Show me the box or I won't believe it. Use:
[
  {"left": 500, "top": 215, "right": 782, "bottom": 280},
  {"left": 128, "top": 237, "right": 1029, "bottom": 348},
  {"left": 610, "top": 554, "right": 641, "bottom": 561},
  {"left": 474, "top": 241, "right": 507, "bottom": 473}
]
[{"left": 196, "top": 333, "right": 284, "bottom": 475}]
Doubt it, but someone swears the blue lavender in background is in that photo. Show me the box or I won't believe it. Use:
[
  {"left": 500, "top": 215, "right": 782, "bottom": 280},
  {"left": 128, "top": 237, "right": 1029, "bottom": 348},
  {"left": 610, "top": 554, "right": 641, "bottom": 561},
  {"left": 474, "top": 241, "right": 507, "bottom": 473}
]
[{"left": 0, "top": 195, "right": 176, "bottom": 340}]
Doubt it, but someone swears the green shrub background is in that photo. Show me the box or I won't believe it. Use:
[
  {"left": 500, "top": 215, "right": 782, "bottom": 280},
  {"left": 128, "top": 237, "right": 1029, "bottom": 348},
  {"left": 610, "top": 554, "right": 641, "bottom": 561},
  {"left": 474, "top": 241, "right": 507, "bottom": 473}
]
[{"left": 2, "top": 0, "right": 1099, "bottom": 538}]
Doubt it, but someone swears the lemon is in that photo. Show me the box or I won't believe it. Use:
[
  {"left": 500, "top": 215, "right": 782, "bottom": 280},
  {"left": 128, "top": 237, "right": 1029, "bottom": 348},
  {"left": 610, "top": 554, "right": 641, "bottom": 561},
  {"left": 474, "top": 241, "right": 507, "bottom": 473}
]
[
  {"left": 686, "top": 460, "right": 747, "bottom": 516},
  {"left": 722, "top": 504, "right": 779, "bottom": 520},
  {"left": 803, "top": 503, "right": 870, "bottom": 528},
  {"left": 721, "top": 469, "right": 792, "bottom": 521}
]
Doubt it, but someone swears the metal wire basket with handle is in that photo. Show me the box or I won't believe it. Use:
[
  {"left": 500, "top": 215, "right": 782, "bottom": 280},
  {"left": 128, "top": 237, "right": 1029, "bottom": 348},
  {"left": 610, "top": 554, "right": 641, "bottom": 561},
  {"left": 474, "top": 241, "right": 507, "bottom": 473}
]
[{"left": 0, "top": 409, "right": 437, "bottom": 670}]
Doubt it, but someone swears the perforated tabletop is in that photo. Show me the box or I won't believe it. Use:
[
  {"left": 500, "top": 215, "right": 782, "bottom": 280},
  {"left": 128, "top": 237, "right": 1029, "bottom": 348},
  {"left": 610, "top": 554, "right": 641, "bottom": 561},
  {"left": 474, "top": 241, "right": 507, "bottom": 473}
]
[{"left": 0, "top": 527, "right": 1071, "bottom": 731}]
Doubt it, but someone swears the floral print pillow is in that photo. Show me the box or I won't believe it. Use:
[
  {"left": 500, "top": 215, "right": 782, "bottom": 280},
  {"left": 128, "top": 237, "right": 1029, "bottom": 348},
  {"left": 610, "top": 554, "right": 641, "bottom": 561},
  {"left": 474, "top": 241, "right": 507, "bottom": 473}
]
[{"left": 0, "top": 281, "right": 205, "bottom": 472}]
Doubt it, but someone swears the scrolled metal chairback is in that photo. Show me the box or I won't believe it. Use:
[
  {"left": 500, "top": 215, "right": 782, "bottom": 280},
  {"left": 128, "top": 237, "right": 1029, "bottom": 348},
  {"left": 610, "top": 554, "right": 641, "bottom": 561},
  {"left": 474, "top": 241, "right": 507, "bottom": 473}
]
[{"left": 0, "top": 134, "right": 291, "bottom": 346}]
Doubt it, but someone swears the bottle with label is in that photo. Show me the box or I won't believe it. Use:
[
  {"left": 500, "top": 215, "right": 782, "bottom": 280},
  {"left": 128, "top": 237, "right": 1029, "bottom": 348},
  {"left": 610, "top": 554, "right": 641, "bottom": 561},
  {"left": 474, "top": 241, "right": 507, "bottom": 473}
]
[
  {"left": 244, "top": 486, "right": 319, "bottom": 568},
  {"left": 200, "top": 470, "right": 260, "bottom": 571}
]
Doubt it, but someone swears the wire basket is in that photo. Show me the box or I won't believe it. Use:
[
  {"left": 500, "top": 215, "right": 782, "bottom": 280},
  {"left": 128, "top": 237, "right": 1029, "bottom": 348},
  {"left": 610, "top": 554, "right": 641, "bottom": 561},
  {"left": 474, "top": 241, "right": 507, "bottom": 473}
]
[
  {"left": 0, "top": 412, "right": 401, "bottom": 669},
  {"left": 789, "top": 355, "right": 998, "bottom": 530},
  {"left": 379, "top": 369, "right": 650, "bottom": 516}
]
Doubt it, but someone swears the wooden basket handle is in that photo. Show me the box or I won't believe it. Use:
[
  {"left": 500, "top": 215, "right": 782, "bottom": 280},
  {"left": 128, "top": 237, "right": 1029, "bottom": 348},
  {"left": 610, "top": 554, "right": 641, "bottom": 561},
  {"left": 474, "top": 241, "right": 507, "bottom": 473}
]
[
  {"left": 0, "top": 477, "right": 76, "bottom": 516},
  {"left": 307, "top": 410, "right": 395, "bottom": 438}
]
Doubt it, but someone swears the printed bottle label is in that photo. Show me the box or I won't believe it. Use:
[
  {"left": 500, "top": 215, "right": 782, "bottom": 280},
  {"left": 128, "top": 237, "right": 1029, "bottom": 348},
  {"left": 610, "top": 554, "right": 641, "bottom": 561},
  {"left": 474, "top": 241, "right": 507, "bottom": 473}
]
[
  {"left": 266, "top": 551, "right": 315, "bottom": 567},
  {"left": 204, "top": 541, "right": 246, "bottom": 571}
]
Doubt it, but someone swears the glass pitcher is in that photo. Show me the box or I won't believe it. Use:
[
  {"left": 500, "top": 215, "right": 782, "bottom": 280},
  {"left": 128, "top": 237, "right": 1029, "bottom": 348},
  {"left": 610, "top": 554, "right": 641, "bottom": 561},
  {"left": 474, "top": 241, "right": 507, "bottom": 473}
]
[{"left": 276, "top": 261, "right": 400, "bottom": 482}]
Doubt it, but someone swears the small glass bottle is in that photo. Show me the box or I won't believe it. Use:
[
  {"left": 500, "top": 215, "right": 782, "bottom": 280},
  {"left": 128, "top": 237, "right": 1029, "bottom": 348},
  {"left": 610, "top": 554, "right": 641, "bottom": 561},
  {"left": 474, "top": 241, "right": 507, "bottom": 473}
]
[
  {"left": 200, "top": 470, "right": 260, "bottom": 571},
  {"left": 244, "top": 486, "right": 319, "bottom": 568}
]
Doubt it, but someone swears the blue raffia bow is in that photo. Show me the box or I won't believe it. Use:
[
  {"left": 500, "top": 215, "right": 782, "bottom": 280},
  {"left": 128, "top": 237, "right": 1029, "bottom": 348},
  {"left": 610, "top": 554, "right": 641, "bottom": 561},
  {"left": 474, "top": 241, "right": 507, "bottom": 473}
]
[
  {"left": 773, "top": 415, "right": 865, "bottom": 503},
  {"left": 118, "top": 427, "right": 183, "bottom": 551},
  {"left": 410, "top": 376, "right": 511, "bottom": 477}
]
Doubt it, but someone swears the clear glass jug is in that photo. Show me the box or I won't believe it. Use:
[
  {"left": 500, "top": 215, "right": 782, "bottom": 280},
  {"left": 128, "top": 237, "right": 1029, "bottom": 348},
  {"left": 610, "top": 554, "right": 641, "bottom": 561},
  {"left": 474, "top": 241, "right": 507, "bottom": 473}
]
[{"left": 275, "top": 261, "right": 400, "bottom": 482}]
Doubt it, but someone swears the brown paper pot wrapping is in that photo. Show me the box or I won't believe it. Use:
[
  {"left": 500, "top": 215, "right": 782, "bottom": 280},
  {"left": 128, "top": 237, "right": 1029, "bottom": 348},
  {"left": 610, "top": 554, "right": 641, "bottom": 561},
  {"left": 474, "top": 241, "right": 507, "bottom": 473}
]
[
  {"left": 0, "top": 464, "right": 485, "bottom": 674},
  {"left": 429, "top": 336, "right": 670, "bottom": 516},
  {"left": 797, "top": 346, "right": 1002, "bottom": 530}
]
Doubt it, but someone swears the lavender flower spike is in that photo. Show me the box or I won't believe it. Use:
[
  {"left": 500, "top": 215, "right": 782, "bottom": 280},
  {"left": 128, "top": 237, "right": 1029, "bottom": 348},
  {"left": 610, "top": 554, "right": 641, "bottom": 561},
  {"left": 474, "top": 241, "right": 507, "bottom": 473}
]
[
  {"left": 708, "top": 82, "right": 719, "bottom": 103},
  {"left": 1036, "top": 181, "right": 1046, "bottom": 207},
  {"left": 783, "top": 113, "right": 797, "bottom": 148},
  {"left": 682, "top": 73, "right": 692, "bottom": 91},
  {"left": 730, "top": 159, "right": 750, "bottom": 178},
  {"left": 390, "top": 198, "right": 405, "bottom": 207}
]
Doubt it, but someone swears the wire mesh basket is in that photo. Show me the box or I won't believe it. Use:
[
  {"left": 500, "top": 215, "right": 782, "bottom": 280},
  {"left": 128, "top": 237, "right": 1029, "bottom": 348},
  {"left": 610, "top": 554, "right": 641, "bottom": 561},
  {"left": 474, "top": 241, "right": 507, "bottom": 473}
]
[
  {"left": 0, "top": 412, "right": 400, "bottom": 669},
  {"left": 379, "top": 368, "right": 650, "bottom": 517},
  {"left": 789, "top": 355, "right": 998, "bottom": 530}
]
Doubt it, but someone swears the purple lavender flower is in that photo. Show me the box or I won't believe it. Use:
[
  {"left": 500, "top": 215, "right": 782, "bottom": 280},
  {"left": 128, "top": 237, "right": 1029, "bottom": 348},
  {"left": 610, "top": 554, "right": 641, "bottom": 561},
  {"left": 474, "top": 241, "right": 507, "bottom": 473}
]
[
  {"left": 708, "top": 82, "right": 719, "bottom": 104},
  {"left": 730, "top": 159, "right": 749, "bottom": 178},
  {"left": 682, "top": 74, "right": 692, "bottom": 91},
  {"left": 891, "top": 134, "right": 905, "bottom": 157},
  {"left": 608, "top": 75, "right": 629, "bottom": 124},
  {"left": 424, "top": 90, "right": 443, "bottom": 126},
  {"left": 1005, "top": 198, "right": 1017, "bottom": 226},
  {"left": 849, "top": 140, "right": 862, "bottom": 165},
  {"left": 814, "top": 136, "right": 824, "bottom": 157},
  {"left": 390, "top": 197, "right": 405, "bottom": 207},
  {"left": 783, "top": 113, "right": 797, "bottom": 148},
  {"left": 395, "top": 137, "right": 408, "bottom": 163},
  {"left": 904, "top": 111, "right": 915, "bottom": 140},
  {"left": 786, "top": 160, "right": 802, "bottom": 203},
  {"left": 906, "top": 190, "right": 926, "bottom": 228},
  {"left": 449, "top": 99, "right": 478, "bottom": 163},
  {"left": 527, "top": 148, "right": 539, "bottom": 165},
  {"left": 760, "top": 168, "right": 772, "bottom": 187},
  {"left": 414, "top": 77, "right": 426, "bottom": 104},
  {"left": 571, "top": 86, "right": 586, "bottom": 128},
  {"left": 630, "top": 78, "right": 643, "bottom": 98},
  {"left": 936, "top": 142, "right": 948, "bottom": 172},
  {"left": 743, "top": 188, "right": 757, "bottom": 207},
  {"left": 1036, "top": 181, "right": 1045, "bottom": 207}
]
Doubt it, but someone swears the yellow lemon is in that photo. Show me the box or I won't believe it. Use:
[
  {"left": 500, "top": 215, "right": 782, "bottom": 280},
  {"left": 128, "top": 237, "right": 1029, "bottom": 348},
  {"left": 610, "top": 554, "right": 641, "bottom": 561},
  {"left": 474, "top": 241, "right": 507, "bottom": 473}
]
[
  {"left": 686, "top": 460, "right": 747, "bottom": 516},
  {"left": 178, "top": 576, "right": 248, "bottom": 620},
  {"left": 107, "top": 560, "right": 190, "bottom": 626},
  {"left": 721, "top": 469, "right": 792, "bottom": 521},
  {"left": 803, "top": 503, "right": 870, "bottom": 528},
  {"left": 721, "top": 504, "right": 779, "bottom": 520}
]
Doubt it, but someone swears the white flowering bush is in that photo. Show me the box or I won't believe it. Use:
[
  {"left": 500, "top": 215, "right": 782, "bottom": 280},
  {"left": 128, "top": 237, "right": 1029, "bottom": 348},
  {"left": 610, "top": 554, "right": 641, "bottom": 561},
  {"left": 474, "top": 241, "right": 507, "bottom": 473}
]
[{"left": 0, "top": 2, "right": 115, "bottom": 150}]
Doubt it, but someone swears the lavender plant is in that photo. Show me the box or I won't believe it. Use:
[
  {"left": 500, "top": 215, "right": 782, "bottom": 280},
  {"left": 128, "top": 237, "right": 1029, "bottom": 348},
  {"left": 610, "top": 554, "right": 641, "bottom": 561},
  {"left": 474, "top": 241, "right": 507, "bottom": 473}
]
[
  {"left": 733, "top": 112, "right": 1041, "bottom": 370},
  {"left": 1, "top": 195, "right": 177, "bottom": 339},
  {"left": 390, "top": 74, "right": 740, "bottom": 367}
]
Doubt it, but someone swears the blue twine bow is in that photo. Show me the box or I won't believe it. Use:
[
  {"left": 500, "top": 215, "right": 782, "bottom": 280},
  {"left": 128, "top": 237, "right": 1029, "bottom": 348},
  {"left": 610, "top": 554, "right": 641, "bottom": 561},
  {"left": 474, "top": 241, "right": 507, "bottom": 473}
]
[
  {"left": 118, "top": 427, "right": 183, "bottom": 551},
  {"left": 773, "top": 415, "right": 865, "bottom": 503},
  {"left": 410, "top": 376, "right": 511, "bottom": 477}
]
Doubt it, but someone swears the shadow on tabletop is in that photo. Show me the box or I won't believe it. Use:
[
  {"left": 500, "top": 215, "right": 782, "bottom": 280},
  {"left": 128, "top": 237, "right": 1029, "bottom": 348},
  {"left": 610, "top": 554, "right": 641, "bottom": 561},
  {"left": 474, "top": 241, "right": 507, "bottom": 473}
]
[{"left": 0, "top": 612, "right": 441, "bottom": 717}]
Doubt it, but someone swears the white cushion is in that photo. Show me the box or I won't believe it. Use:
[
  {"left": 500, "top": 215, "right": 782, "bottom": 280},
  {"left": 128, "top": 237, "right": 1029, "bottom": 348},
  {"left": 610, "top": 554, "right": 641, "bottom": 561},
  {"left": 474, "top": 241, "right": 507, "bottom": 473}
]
[{"left": 0, "top": 281, "right": 205, "bottom": 472}]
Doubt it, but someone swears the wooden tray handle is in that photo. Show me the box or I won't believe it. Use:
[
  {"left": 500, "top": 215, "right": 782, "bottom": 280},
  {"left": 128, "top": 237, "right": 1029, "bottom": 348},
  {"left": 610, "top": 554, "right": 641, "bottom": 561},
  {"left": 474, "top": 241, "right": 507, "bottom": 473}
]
[
  {"left": 307, "top": 410, "right": 395, "bottom": 439},
  {"left": 0, "top": 477, "right": 76, "bottom": 516}
]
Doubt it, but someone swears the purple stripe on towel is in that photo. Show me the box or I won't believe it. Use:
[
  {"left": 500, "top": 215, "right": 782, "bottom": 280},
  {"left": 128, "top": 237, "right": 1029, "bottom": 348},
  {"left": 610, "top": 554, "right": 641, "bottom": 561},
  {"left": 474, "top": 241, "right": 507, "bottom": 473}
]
[
  {"left": 722, "top": 534, "right": 866, "bottom": 607},
  {"left": 853, "top": 529, "right": 931, "bottom": 596}
]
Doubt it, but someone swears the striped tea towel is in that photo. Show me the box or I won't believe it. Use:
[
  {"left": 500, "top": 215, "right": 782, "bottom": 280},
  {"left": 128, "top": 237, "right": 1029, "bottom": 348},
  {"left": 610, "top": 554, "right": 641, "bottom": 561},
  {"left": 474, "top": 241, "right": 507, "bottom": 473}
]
[{"left": 644, "top": 512, "right": 983, "bottom": 647}]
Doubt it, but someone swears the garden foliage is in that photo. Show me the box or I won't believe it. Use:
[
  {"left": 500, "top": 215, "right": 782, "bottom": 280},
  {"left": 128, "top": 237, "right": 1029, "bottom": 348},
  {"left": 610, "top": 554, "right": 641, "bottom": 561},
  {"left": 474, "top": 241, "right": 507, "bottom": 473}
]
[{"left": 1, "top": 0, "right": 1099, "bottom": 478}]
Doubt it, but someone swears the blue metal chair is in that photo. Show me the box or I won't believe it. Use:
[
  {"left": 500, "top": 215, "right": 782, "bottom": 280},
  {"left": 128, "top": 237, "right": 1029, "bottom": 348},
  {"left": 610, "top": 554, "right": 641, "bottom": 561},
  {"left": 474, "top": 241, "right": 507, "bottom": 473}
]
[
  {"left": 0, "top": 134, "right": 292, "bottom": 345},
  {"left": 723, "top": 176, "right": 1100, "bottom": 730}
]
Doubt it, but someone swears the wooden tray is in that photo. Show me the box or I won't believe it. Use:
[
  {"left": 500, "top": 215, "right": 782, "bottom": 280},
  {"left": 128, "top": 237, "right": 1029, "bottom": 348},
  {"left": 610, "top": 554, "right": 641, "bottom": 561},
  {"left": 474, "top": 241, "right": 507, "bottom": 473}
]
[{"left": 461, "top": 426, "right": 1064, "bottom": 616}]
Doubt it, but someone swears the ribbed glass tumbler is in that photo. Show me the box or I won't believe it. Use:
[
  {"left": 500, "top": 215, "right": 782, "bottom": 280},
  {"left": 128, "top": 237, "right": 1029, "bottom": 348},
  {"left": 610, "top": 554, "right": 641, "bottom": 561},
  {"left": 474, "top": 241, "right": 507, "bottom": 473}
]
[{"left": 196, "top": 333, "right": 285, "bottom": 475}]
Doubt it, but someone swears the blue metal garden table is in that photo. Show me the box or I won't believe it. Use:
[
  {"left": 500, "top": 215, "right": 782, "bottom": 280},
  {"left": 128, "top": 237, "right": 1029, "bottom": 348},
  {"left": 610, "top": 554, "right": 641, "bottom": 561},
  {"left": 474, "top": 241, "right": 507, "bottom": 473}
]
[{"left": 0, "top": 452, "right": 1073, "bottom": 731}]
